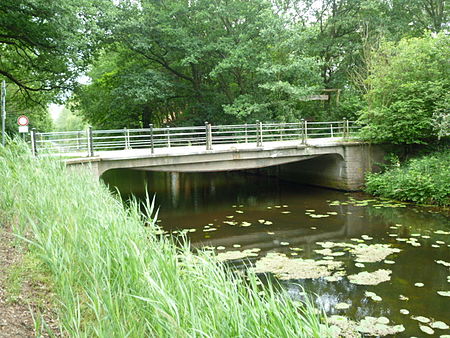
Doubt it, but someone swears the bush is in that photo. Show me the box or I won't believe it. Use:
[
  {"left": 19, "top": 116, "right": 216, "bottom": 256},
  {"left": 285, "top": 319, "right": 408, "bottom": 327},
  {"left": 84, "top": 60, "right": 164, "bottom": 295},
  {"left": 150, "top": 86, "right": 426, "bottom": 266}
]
[{"left": 365, "top": 150, "right": 450, "bottom": 206}]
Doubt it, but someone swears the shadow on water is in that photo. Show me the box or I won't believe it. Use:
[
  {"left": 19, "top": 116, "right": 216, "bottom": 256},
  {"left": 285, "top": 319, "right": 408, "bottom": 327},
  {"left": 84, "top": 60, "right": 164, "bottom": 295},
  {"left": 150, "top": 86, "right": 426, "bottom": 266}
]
[{"left": 102, "top": 169, "right": 450, "bottom": 337}]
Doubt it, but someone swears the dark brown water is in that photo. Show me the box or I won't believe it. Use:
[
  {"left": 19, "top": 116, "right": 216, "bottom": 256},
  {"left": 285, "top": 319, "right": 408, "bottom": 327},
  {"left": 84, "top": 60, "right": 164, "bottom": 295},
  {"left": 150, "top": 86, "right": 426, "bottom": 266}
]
[{"left": 102, "top": 169, "right": 450, "bottom": 337}]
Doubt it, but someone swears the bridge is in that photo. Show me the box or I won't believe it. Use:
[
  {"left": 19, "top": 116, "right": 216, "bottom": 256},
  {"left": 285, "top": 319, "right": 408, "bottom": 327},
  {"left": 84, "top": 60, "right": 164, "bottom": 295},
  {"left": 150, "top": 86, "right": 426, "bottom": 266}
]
[{"left": 30, "top": 120, "right": 386, "bottom": 190}]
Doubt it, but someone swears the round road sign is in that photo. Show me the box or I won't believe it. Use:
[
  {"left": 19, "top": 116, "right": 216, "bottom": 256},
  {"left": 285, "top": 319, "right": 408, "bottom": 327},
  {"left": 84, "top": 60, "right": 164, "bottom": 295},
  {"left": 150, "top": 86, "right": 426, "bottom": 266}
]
[{"left": 17, "top": 115, "right": 29, "bottom": 126}]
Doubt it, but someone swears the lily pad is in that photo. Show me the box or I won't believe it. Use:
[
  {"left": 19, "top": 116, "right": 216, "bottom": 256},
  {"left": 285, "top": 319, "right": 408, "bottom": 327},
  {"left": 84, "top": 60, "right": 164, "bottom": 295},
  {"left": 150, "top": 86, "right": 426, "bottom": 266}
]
[
  {"left": 431, "top": 321, "right": 449, "bottom": 330},
  {"left": 351, "top": 244, "right": 401, "bottom": 263},
  {"left": 437, "top": 291, "right": 450, "bottom": 297},
  {"left": 412, "top": 316, "right": 430, "bottom": 323},
  {"left": 253, "top": 253, "right": 343, "bottom": 280},
  {"left": 419, "top": 325, "right": 434, "bottom": 335},
  {"left": 348, "top": 269, "right": 392, "bottom": 285},
  {"left": 335, "top": 302, "right": 351, "bottom": 310},
  {"left": 399, "top": 309, "right": 409, "bottom": 315},
  {"left": 435, "top": 230, "right": 450, "bottom": 235},
  {"left": 436, "top": 260, "right": 450, "bottom": 267},
  {"left": 399, "top": 295, "right": 409, "bottom": 301},
  {"left": 365, "top": 291, "right": 382, "bottom": 302},
  {"left": 356, "top": 316, "right": 405, "bottom": 336}
]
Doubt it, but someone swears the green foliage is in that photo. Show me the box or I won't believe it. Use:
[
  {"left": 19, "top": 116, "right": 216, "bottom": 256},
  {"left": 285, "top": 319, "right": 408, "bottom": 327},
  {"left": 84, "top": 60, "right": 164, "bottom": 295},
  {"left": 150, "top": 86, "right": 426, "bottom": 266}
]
[
  {"left": 73, "top": 0, "right": 324, "bottom": 127},
  {"left": 359, "top": 33, "right": 450, "bottom": 144},
  {"left": 0, "top": 0, "right": 108, "bottom": 98},
  {"left": 3, "top": 0, "right": 447, "bottom": 129},
  {"left": 0, "top": 0, "right": 110, "bottom": 134},
  {"left": 0, "top": 143, "right": 328, "bottom": 336},
  {"left": 365, "top": 150, "right": 450, "bottom": 206}
]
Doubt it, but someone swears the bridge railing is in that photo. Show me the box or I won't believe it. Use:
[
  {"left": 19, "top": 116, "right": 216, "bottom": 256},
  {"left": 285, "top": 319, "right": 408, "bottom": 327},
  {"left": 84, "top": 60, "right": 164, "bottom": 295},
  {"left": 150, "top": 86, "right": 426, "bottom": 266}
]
[{"left": 30, "top": 120, "right": 360, "bottom": 157}]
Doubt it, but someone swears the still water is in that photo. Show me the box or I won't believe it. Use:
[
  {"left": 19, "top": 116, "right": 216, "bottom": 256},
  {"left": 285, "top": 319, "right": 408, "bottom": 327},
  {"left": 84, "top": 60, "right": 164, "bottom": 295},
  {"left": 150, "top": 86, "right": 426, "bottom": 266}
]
[{"left": 102, "top": 169, "right": 450, "bottom": 337}]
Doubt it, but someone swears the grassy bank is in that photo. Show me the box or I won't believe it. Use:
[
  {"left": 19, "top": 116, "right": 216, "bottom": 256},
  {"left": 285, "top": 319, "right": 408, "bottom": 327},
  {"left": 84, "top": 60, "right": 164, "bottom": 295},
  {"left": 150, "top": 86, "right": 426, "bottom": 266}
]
[
  {"left": 0, "top": 142, "right": 327, "bottom": 337},
  {"left": 365, "top": 149, "right": 450, "bottom": 206}
]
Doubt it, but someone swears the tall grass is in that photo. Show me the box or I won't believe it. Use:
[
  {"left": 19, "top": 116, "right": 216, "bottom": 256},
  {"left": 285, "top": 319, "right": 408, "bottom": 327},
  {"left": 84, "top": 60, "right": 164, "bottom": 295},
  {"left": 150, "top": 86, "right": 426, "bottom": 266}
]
[{"left": 0, "top": 141, "right": 328, "bottom": 337}]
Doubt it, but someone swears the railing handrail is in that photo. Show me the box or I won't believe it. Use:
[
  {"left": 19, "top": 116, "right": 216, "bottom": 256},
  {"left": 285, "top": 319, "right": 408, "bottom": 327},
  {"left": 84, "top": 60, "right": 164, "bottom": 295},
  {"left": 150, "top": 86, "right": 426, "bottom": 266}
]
[{"left": 30, "top": 120, "right": 361, "bottom": 157}]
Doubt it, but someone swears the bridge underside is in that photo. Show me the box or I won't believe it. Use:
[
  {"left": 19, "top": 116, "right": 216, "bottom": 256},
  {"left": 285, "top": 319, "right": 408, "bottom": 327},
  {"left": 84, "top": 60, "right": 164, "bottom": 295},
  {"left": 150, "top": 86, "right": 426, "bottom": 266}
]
[
  {"left": 134, "top": 155, "right": 318, "bottom": 172},
  {"left": 66, "top": 141, "right": 387, "bottom": 191}
]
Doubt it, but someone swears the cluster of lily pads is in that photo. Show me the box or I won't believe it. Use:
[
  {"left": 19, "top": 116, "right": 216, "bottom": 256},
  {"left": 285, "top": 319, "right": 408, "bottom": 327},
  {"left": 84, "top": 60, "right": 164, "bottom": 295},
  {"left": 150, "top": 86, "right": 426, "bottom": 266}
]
[{"left": 159, "top": 196, "right": 449, "bottom": 337}]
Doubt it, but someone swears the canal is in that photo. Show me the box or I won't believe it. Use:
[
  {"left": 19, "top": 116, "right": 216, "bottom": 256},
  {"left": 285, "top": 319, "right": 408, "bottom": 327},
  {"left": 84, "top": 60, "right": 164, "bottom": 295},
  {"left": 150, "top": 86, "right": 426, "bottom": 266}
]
[{"left": 102, "top": 169, "right": 450, "bottom": 337}]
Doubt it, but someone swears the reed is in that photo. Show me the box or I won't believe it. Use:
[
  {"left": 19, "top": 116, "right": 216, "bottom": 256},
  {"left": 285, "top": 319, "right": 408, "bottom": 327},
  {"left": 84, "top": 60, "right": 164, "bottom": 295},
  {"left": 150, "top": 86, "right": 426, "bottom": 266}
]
[{"left": 0, "top": 141, "right": 328, "bottom": 337}]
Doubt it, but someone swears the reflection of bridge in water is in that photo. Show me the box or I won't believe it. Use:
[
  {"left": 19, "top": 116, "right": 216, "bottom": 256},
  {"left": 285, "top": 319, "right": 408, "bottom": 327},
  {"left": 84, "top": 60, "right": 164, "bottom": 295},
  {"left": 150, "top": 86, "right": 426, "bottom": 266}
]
[
  {"left": 191, "top": 204, "right": 382, "bottom": 255},
  {"left": 31, "top": 121, "right": 386, "bottom": 190}
]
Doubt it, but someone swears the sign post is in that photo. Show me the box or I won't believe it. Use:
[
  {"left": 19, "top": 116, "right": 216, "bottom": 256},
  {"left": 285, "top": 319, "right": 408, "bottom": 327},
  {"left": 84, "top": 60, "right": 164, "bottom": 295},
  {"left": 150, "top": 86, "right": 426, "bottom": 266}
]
[{"left": 1, "top": 80, "right": 5, "bottom": 147}]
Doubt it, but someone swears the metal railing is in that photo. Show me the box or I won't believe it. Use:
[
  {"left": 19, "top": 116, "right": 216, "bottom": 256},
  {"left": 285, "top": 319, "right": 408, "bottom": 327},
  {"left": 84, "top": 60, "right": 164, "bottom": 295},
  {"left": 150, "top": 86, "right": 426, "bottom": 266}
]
[{"left": 30, "top": 120, "right": 360, "bottom": 157}]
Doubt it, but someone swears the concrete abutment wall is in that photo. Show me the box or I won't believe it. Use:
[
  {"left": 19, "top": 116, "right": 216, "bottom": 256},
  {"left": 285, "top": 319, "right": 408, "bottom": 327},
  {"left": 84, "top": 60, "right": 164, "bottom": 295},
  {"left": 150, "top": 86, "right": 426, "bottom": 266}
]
[{"left": 254, "top": 144, "right": 388, "bottom": 191}]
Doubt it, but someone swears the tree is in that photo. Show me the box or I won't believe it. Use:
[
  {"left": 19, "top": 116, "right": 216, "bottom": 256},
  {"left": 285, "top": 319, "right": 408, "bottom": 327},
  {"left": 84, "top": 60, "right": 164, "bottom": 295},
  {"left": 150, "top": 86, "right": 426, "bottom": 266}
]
[
  {"left": 358, "top": 33, "right": 450, "bottom": 144},
  {"left": 0, "top": 0, "right": 107, "bottom": 95},
  {"left": 0, "top": 0, "right": 110, "bottom": 133},
  {"left": 73, "top": 0, "right": 323, "bottom": 128}
]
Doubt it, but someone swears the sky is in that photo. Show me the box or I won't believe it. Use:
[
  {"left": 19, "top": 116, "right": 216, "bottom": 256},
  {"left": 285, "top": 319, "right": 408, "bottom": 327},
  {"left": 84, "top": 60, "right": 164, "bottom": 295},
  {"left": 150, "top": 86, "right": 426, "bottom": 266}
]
[
  {"left": 49, "top": 75, "right": 90, "bottom": 120},
  {"left": 49, "top": 103, "right": 64, "bottom": 120}
]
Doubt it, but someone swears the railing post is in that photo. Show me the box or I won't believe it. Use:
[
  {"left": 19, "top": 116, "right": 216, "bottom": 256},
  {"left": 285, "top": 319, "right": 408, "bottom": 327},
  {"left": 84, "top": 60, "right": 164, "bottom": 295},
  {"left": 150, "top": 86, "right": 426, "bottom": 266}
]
[
  {"left": 149, "top": 124, "right": 154, "bottom": 154},
  {"left": 345, "top": 119, "right": 350, "bottom": 138},
  {"left": 124, "top": 127, "right": 131, "bottom": 149},
  {"left": 87, "top": 126, "right": 94, "bottom": 157},
  {"left": 256, "top": 120, "right": 263, "bottom": 147},
  {"left": 301, "top": 119, "right": 307, "bottom": 144},
  {"left": 343, "top": 118, "right": 348, "bottom": 139},
  {"left": 166, "top": 126, "right": 171, "bottom": 148},
  {"left": 77, "top": 131, "right": 81, "bottom": 150},
  {"left": 30, "top": 128, "right": 37, "bottom": 156},
  {"left": 280, "top": 123, "right": 284, "bottom": 141},
  {"left": 205, "top": 122, "right": 212, "bottom": 150},
  {"left": 331, "top": 123, "right": 334, "bottom": 138},
  {"left": 244, "top": 123, "right": 248, "bottom": 143}
]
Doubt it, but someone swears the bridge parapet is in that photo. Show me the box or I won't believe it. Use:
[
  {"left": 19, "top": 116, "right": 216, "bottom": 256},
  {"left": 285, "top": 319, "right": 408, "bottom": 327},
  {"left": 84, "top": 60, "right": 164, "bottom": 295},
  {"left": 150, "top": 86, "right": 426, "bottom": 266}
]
[{"left": 30, "top": 120, "right": 359, "bottom": 157}]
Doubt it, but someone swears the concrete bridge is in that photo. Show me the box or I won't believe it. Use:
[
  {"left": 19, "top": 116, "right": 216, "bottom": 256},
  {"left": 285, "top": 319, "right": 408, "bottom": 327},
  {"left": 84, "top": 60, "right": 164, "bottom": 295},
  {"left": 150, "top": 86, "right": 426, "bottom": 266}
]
[{"left": 32, "top": 121, "right": 386, "bottom": 190}]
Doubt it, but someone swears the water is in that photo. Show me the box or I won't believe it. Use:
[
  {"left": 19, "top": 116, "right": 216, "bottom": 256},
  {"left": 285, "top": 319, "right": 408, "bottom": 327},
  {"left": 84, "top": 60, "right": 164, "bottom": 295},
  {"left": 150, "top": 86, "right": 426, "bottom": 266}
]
[{"left": 103, "top": 169, "right": 450, "bottom": 337}]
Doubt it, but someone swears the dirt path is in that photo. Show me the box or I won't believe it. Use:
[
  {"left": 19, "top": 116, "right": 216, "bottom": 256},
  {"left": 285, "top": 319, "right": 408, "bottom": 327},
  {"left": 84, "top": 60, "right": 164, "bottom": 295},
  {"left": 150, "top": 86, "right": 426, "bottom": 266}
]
[{"left": 0, "top": 226, "right": 60, "bottom": 337}]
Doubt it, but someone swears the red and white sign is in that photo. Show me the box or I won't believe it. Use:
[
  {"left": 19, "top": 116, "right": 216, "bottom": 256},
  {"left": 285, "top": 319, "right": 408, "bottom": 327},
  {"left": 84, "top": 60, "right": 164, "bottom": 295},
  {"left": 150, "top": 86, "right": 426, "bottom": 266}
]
[{"left": 17, "top": 115, "right": 29, "bottom": 126}]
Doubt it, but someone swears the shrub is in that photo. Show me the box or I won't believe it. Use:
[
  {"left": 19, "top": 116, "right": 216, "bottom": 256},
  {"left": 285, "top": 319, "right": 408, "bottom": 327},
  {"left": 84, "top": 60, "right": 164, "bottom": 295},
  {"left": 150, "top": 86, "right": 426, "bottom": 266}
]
[{"left": 365, "top": 150, "right": 450, "bottom": 206}]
